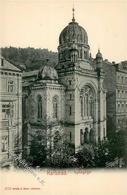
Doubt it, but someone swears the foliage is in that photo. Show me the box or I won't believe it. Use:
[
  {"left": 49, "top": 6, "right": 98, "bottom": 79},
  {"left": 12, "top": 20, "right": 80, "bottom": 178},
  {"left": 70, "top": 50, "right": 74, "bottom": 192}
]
[
  {"left": 108, "top": 130, "right": 127, "bottom": 165},
  {"left": 94, "top": 130, "right": 127, "bottom": 168},
  {"left": 75, "top": 132, "right": 126, "bottom": 168},
  {"left": 22, "top": 118, "right": 127, "bottom": 168},
  {"left": 25, "top": 130, "right": 47, "bottom": 167},
  {"left": 94, "top": 140, "right": 112, "bottom": 167},
  {"left": 1, "top": 47, "right": 58, "bottom": 71},
  {"left": 23, "top": 122, "right": 76, "bottom": 168},
  {"left": 46, "top": 128, "right": 75, "bottom": 168},
  {"left": 49, "top": 141, "right": 75, "bottom": 168},
  {"left": 75, "top": 144, "right": 95, "bottom": 168}
]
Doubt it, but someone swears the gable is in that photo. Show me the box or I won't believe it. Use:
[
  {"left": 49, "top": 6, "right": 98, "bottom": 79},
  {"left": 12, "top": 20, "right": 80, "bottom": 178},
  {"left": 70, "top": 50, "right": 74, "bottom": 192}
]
[{"left": 0, "top": 58, "right": 21, "bottom": 72}]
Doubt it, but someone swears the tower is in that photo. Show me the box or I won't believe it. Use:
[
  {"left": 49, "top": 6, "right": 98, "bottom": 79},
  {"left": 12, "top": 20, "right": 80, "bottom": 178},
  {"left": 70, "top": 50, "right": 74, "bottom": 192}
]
[
  {"left": 56, "top": 9, "right": 107, "bottom": 150},
  {"left": 58, "top": 8, "right": 90, "bottom": 67},
  {"left": 95, "top": 49, "right": 103, "bottom": 71}
]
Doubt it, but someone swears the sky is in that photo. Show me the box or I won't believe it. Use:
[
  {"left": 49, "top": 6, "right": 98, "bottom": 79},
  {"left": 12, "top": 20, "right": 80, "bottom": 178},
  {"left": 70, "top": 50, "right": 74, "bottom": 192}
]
[{"left": 0, "top": 0, "right": 127, "bottom": 63}]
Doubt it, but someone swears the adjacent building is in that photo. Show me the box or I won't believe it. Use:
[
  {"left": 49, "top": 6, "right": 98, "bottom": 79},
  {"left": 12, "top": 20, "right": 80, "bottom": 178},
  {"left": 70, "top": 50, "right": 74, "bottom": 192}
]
[
  {"left": 116, "top": 61, "right": 127, "bottom": 130},
  {"left": 0, "top": 54, "right": 22, "bottom": 167},
  {"left": 103, "top": 60, "right": 127, "bottom": 137}
]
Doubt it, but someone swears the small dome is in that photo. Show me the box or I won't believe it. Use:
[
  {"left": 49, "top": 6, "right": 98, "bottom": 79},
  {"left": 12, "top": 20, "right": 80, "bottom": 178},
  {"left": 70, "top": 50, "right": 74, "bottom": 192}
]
[
  {"left": 96, "top": 49, "right": 103, "bottom": 59},
  {"left": 39, "top": 66, "right": 58, "bottom": 80},
  {"left": 59, "top": 21, "right": 88, "bottom": 46}
]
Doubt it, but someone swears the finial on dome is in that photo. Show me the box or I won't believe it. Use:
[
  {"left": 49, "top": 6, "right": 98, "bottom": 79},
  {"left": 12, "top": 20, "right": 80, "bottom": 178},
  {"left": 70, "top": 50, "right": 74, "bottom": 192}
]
[
  {"left": 98, "top": 48, "right": 101, "bottom": 54},
  {"left": 72, "top": 7, "right": 75, "bottom": 22},
  {"left": 96, "top": 48, "right": 103, "bottom": 66},
  {"left": 96, "top": 49, "right": 102, "bottom": 58}
]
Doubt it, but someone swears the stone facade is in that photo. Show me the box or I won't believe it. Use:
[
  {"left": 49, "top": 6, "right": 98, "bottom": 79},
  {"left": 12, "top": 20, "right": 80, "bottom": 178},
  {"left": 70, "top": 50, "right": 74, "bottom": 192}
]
[
  {"left": 22, "top": 16, "right": 107, "bottom": 152},
  {"left": 115, "top": 62, "right": 127, "bottom": 130},
  {"left": 103, "top": 61, "right": 127, "bottom": 136},
  {"left": 0, "top": 55, "right": 22, "bottom": 167},
  {"left": 22, "top": 67, "right": 65, "bottom": 154},
  {"left": 57, "top": 19, "right": 106, "bottom": 149}
]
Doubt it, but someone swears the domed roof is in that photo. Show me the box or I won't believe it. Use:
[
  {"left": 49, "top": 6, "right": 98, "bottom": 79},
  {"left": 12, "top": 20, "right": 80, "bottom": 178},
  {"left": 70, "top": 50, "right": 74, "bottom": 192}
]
[
  {"left": 39, "top": 65, "right": 58, "bottom": 80},
  {"left": 96, "top": 49, "right": 103, "bottom": 59},
  {"left": 59, "top": 20, "right": 88, "bottom": 45}
]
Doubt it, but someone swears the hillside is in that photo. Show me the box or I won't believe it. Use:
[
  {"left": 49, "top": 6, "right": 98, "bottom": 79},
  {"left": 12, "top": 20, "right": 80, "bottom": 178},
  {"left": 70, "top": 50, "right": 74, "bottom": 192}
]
[{"left": 1, "top": 47, "right": 58, "bottom": 71}]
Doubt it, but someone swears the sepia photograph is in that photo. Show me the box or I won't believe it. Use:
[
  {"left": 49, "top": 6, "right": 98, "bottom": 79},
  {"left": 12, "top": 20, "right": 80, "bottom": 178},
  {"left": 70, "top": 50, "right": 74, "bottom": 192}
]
[{"left": 0, "top": 0, "right": 127, "bottom": 194}]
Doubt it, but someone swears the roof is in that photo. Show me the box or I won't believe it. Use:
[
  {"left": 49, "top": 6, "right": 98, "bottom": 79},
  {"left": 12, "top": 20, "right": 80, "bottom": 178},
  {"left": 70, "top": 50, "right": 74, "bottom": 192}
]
[
  {"left": 23, "top": 70, "right": 39, "bottom": 77},
  {"left": 0, "top": 57, "right": 22, "bottom": 72},
  {"left": 59, "top": 20, "right": 88, "bottom": 45},
  {"left": 23, "top": 65, "right": 58, "bottom": 81},
  {"left": 40, "top": 65, "right": 58, "bottom": 80}
]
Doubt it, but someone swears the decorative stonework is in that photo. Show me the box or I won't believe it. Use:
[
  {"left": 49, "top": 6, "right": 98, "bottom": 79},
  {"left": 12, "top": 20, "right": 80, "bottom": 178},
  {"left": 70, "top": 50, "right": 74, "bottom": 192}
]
[{"left": 22, "top": 15, "right": 107, "bottom": 151}]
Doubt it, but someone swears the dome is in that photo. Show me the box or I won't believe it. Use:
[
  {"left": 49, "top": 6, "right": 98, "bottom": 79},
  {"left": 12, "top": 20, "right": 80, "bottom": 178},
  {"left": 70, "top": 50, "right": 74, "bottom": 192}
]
[
  {"left": 58, "top": 10, "right": 90, "bottom": 64},
  {"left": 39, "top": 65, "right": 58, "bottom": 80},
  {"left": 59, "top": 21, "right": 88, "bottom": 46},
  {"left": 96, "top": 49, "right": 103, "bottom": 59}
]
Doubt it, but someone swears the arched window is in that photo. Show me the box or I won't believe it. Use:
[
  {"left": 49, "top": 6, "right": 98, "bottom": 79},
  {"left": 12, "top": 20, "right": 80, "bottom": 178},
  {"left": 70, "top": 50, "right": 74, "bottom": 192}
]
[
  {"left": 121, "top": 76, "right": 123, "bottom": 83},
  {"left": 81, "top": 98, "right": 83, "bottom": 117},
  {"left": 84, "top": 51, "right": 87, "bottom": 59},
  {"left": 69, "top": 106, "right": 72, "bottom": 115},
  {"left": 80, "top": 49, "right": 82, "bottom": 58},
  {"left": 37, "top": 95, "right": 42, "bottom": 119},
  {"left": 89, "top": 129, "right": 94, "bottom": 143},
  {"left": 80, "top": 129, "right": 84, "bottom": 145},
  {"left": 103, "top": 128, "right": 106, "bottom": 138},
  {"left": 84, "top": 128, "right": 89, "bottom": 143},
  {"left": 77, "top": 35, "right": 80, "bottom": 42},
  {"left": 53, "top": 95, "right": 59, "bottom": 119},
  {"left": 80, "top": 85, "right": 95, "bottom": 119}
]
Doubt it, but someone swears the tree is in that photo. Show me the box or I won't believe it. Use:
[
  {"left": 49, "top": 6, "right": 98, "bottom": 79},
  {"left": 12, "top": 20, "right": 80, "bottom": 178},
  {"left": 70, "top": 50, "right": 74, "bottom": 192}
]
[
  {"left": 27, "top": 130, "right": 47, "bottom": 167},
  {"left": 46, "top": 124, "right": 75, "bottom": 168},
  {"left": 108, "top": 130, "right": 127, "bottom": 167},
  {"left": 75, "top": 144, "right": 95, "bottom": 168},
  {"left": 1, "top": 47, "right": 58, "bottom": 71},
  {"left": 94, "top": 140, "right": 112, "bottom": 167},
  {"left": 22, "top": 119, "right": 76, "bottom": 168}
]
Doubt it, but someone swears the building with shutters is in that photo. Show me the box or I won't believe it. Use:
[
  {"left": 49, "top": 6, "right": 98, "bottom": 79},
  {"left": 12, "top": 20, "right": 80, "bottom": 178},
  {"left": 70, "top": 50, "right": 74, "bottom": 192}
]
[{"left": 0, "top": 53, "right": 22, "bottom": 167}]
